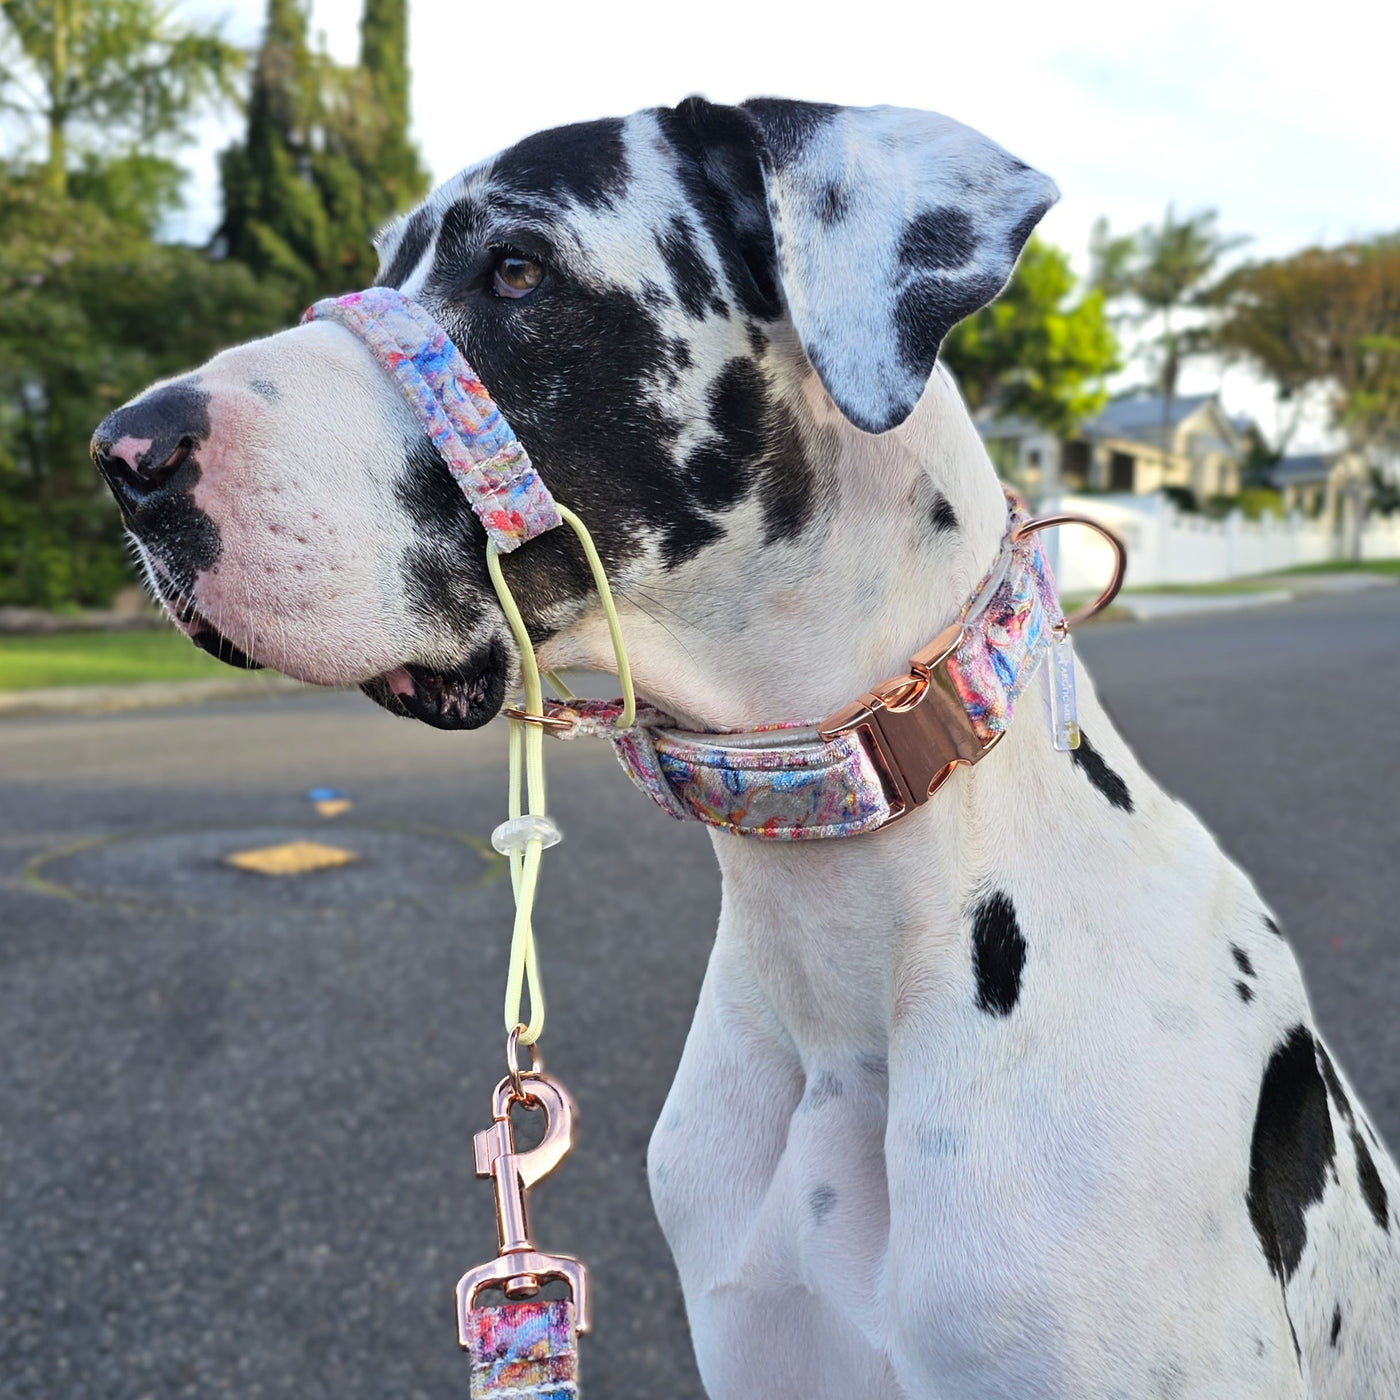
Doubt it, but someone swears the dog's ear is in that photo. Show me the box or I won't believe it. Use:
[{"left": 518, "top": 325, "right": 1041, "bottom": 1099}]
[{"left": 666, "top": 97, "right": 1058, "bottom": 434}]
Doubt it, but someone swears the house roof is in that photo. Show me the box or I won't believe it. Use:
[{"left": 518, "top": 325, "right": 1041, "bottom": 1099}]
[
  {"left": 1081, "top": 393, "right": 1217, "bottom": 446},
  {"left": 1270, "top": 454, "right": 1335, "bottom": 486}
]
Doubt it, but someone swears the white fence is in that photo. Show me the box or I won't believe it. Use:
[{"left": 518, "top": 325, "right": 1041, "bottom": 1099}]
[{"left": 1051, "top": 493, "right": 1400, "bottom": 593}]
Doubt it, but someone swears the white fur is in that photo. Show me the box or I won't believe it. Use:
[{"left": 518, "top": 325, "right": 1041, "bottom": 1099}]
[{"left": 634, "top": 375, "right": 1400, "bottom": 1398}]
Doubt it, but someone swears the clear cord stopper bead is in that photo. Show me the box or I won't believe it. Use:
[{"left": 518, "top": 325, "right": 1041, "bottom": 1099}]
[{"left": 491, "top": 813, "right": 564, "bottom": 855}]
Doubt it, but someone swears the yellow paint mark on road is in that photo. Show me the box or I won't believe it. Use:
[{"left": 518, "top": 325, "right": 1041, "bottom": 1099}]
[
  {"left": 313, "top": 799, "right": 353, "bottom": 818},
  {"left": 224, "top": 841, "right": 360, "bottom": 876}
]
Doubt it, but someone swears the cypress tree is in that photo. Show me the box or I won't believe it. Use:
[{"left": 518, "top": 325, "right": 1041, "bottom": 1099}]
[
  {"left": 217, "top": 0, "right": 428, "bottom": 298},
  {"left": 357, "top": 0, "right": 426, "bottom": 219}
]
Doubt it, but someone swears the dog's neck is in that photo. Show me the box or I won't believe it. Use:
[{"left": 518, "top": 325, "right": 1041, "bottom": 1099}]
[
  {"left": 535, "top": 367, "right": 1096, "bottom": 1054},
  {"left": 545, "top": 367, "right": 1011, "bottom": 734}
]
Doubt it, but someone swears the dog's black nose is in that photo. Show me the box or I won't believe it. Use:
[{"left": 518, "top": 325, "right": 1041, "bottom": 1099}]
[{"left": 91, "top": 381, "right": 210, "bottom": 500}]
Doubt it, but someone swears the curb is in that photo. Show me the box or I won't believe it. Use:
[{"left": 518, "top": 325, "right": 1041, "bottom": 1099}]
[
  {"left": 1117, "top": 589, "right": 1294, "bottom": 622},
  {"left": 0, "top": 675, "right": 315, "bottom": 720}
]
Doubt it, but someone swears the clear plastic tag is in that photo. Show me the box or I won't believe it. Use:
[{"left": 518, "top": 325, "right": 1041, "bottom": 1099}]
[{"left": 1046, "top": 628, "right": 1081, "bottom": 752}]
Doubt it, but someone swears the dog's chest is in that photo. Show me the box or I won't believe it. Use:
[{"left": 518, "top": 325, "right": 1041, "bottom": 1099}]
[{"left": 649, "top": 718, "right": 1317, "bottom": 1396}]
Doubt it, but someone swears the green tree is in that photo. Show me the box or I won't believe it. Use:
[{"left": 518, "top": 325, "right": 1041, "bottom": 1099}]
[
  {"left": 0, "top": 0, "right": 240, "bottom": 197},
  {"left": 1213, "top": 236, "right": 1400, "bottom": 458},
  {"left": 1090, "top": 206, "right": 1248, "bottom": 450},
  {"left": 0, "top": 2, "right": 287, "bottom": 608},
  {"left": 218, "top": 0, "right": 427, "bottom": 296},
  {"left": 0, "top": 169, "right": 288, "bottom": 605},
  {"left": 357, "top": 0, "right": 425, "bottom": 213},
  {"left": 942, "top": 236, "right": 1120, "bottom": 436}
]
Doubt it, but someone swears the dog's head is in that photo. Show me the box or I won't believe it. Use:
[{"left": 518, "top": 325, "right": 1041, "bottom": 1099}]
[{"left": 91, "top": 98, "right": 1055, "bottom": 729}]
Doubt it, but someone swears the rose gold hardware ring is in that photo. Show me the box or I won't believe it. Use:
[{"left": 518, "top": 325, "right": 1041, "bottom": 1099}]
[
  {"left": 505, "top": 1023, "right": 541, "bottom": 1102},
  {"left": 503, "top": 705, "right": 574, "bottom": 732},
  {"left": 1012, "top": 513, "right": 1127, "bottom": 630}
]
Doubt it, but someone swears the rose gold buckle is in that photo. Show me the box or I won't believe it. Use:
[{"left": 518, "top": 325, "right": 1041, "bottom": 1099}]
[{"left": 817, "top": 622, "right": 1002, "bottom": 822}]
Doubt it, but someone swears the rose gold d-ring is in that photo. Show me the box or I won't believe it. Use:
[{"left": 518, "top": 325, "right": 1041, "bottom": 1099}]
[
  {"left": 1013, "top": 513, "right": 1127, "bottom": 630},
  {"left": 505, "top": 1023, "right": 542, "bottom": 1102}
]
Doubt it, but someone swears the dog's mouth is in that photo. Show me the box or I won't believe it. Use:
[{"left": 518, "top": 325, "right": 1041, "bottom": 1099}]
[
  {"left": 360, "top": 637, "right": 509, "bottom": 730},
  {"left": 158, "top": 596, "right": 264, "bottom": 671},
  {"left": 187, "top": 622, "right": 263, "bottom": 670}
]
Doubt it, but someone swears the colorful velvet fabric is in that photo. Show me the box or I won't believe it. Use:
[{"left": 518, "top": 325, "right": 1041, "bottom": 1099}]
[
  {"left": 463, "top": 1299, "right": 579, "bottom": 1398},
  {"left": 946, "top": 507, "right": 1063, "bottom": 740},
  {"left": 541, "top": 698, "right": 895, "bottom": 838},
  {"left": 303, "top": 288, "right": 560, "bottom": 552}
]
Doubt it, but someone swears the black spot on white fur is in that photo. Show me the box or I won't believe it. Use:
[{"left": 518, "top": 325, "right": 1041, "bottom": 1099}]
[
  {"left": 1232, "top": 946, "right": 1256, "bottom": 978},
  {"left": 1247, "top": 1026, "right": 1336, "bottom": 1285},
  {"left": 809, "top": 1184, "right": 837, "bottom": 1222},
  {"left": 816, "top": 180, "right": 850, "bottom": 226},
  {"left": 1318, "top": 1044, "right": 1391, "bottom": 1233},
  {"left": 804, "top": 1071, "right": 843, "bottom": 1109},
  {"left": 742, "top": 97, "right": 840, "bottom": 163},
  {"left": 927, "top": 491, "right": 959, "bottom": 534},
  {"left": 971, "top": 892, "right": 1026, "bottom": 1017},
  {"left": 899, "top": 208, "right": 978, "bottom": 272},
  {"left": 1236, "top": 982, "right": 1254, "bottom": 1003},
  {"left": 1330, "top": 1305, "right": 1342, "bottom": 1347},
  {"left": 656, "top": 216, "right": 728, "bottom": 320},
  {"left": 494, "top": 117, "right": 632, "bottom": 211},
  {"left": 1071, "top": 732, "right": 1133, "bottom": 812},
  {"left": 379, "top": 204, "right": 435, "bottom": 289},
  {"left": 248, "top": 378, "right": 280, "bottom": 402},
  {"left": 1264, "top": 914, "right": 1283, "bottom": 938},
  {"left": 895, "top": 270, "right": 1005, "bottom": 381}
]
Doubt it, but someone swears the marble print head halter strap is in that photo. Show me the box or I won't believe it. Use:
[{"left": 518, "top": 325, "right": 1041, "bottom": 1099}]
[{"left": 304, "top": 287, "right": 561, "bottom": 552}]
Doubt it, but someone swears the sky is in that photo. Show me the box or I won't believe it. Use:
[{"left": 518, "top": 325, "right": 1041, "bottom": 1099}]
[{"left": 75, "top": 0, "right": 1400, "bottom": 447}]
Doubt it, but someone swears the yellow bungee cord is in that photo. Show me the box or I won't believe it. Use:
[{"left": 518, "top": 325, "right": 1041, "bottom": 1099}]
[{"left": 485, "top": 504, "right": 635, "bottom": 1047}]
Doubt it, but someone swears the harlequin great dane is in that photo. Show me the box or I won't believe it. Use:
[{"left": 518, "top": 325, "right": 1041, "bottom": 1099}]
[{"left": 92, "top": 98, "right": 1399, "bottom": 1397}]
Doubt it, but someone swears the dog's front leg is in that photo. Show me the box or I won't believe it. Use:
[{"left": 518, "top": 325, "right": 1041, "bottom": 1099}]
[{"left": 649, "top": 932, "right": 907, "bottom": 1399}]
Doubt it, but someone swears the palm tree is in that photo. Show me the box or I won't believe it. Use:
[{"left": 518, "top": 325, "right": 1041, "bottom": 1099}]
[{"left": 1091, "top": 206, "right": 1249, "bottom": 457}]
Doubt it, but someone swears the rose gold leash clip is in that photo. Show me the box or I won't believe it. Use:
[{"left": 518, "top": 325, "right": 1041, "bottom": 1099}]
[
  {"left": 455, "top": 1048, "right": 591, "bottom": 1347},
  {"left": 1012, "top": 512, "right": 1127, "bottom": 631}
]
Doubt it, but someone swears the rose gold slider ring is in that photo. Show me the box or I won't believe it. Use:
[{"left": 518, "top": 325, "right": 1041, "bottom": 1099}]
[
  {"left": 503, "top": 706, "right": 573, "bottom": 732},
  {"left": 506, "top": 1022, "right": 543, "bottom": 1103},
  {"left": 1013, "top": 513, "right": 1127, "bottom": 631}
]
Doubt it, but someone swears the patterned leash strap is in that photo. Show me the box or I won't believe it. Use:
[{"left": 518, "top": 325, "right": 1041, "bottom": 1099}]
[{"left": 464, "top": 1298, "right": 580, "bottom": 1397}]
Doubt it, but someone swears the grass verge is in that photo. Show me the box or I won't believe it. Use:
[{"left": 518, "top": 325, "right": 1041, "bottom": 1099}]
[
  {"left": 0, "top": 629, "right": 256, "bottom": 692},
  {"left": 1280, "top": 558, "right": 1400, "bottom": 576}
]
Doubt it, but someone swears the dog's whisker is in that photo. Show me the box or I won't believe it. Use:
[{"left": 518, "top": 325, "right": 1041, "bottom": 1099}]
[{"left": 614, "top": 587, "right": 701, "bottom": 664}]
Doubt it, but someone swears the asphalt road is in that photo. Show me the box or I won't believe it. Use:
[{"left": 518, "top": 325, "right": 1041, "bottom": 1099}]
[{"left": 2, "top": 585, "right": 1397, "bottom": 1400}]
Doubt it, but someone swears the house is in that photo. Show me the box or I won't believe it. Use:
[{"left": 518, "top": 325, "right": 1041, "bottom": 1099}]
[
  {"left": 977, "top": 391, "right": 1259, "bottom": 503},
  {"left": 1269, "top": 452, "right": 1365, "bottom": 519}
]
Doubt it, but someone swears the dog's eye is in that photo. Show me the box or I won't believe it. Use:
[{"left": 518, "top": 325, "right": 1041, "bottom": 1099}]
[{"left": 493, "top": 253, "right": 545, "bottom": 298}]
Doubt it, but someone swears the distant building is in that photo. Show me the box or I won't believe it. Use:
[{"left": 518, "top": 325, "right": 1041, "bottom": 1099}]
[
  {"left": 977, "top": 392, "right": 1261, "bottom": 503},
  {"left": 1268, "top": 452, "right": 1364, "bottom": 518}
]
